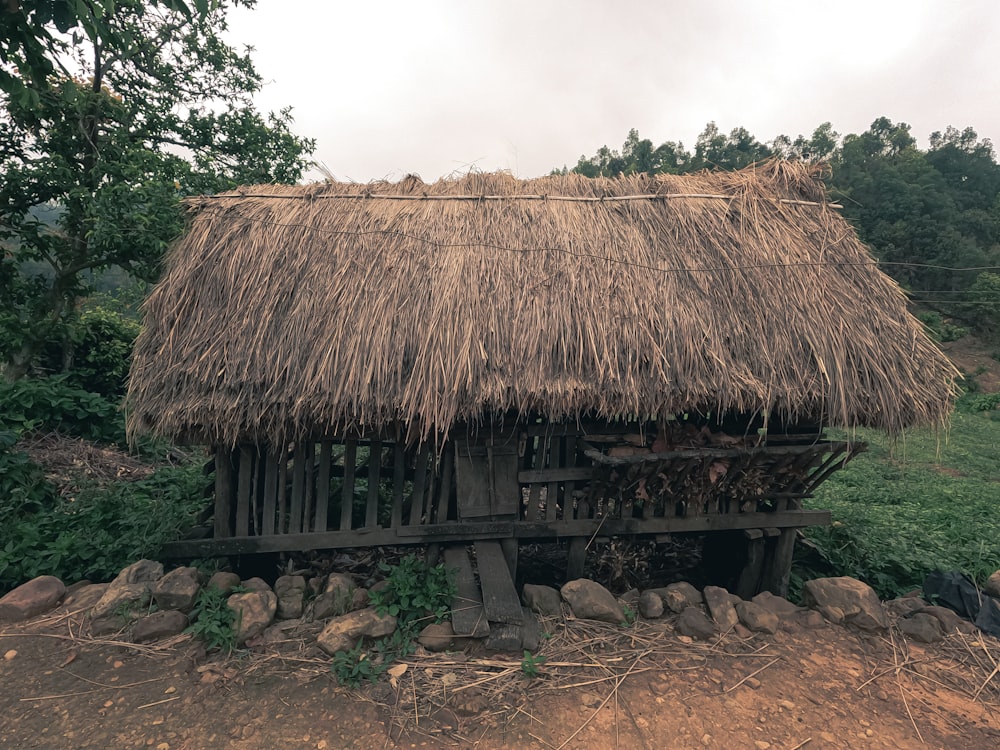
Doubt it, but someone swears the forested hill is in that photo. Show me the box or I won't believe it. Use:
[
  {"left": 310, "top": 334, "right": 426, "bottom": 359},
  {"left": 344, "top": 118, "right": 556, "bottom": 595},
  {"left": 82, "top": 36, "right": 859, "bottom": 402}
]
[{"left": 558, "top": 119, "right": 1000, "bottom": 338}]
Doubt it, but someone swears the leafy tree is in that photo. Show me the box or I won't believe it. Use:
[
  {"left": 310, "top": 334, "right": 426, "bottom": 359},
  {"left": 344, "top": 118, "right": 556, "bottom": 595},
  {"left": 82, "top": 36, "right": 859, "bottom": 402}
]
[{"left": 0, "top": 0, "right": 315, "bottom": 380}]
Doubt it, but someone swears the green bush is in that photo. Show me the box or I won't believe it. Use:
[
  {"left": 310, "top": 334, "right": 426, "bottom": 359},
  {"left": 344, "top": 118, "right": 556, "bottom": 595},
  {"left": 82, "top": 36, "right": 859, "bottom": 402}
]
[
  {"left": 0, "top": 375, "right": 123, "bottom": 444},
  {"left": 0, "top": 460, "right": 206, "bottom": 592},
  {"left": 64, "top": 306, "right": 141, "bottom": 399},
  {"left": 187, "top": 585, "right": 241, "bottom": 654}
]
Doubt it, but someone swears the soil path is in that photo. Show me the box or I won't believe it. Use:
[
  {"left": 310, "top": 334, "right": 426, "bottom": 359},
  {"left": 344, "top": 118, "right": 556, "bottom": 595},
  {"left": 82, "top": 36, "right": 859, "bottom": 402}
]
[{"left": 2, "top": 596, "right": 999, "bottom": 749}]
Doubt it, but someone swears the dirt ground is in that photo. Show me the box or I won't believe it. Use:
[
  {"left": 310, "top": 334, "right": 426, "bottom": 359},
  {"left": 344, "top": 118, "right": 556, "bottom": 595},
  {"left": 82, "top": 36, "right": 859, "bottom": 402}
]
[{"left": 2, "top": 589, "right": 999, "bottom": 750}]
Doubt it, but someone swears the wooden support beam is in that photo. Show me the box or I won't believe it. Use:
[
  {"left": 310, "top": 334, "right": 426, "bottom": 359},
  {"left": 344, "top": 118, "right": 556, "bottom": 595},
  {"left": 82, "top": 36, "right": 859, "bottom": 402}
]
[
  {"left": 366, "top": 440, "right": 382, "bottom": 528},
  {"left": 566, "top": 537, "right": 587, "bottom": 580},
  {"left": 762, "top": 528, "right": 797, "bottom": 597},
  {"left": 213, "top": 447, "right": 234, "bottom": 538},
  {"left": 475, "top": 541, "right": 523, "bottom": 625},
  {"left": 340, "top": 440, "right": 356, "bottom": 531},
  {"left": 735, "top": 528, "right": 765, "bottom": 600},
  {"left": 235, "top": 446, "right": 253, "bottom": 537},
  {"left": 289, "top": 443, "right": 305, "bottom": 534},
  {"left": 443, "top": 546, "right": 490, "bottom": 637},
  {"left": 262, "top": 452, "right": 278, "bottom": 536},
  {"left": 315, "top": 442, "right": 331, "bottom": 533},
  {"left": 391, "top": 442, "right": 405, "bottom": 529}
]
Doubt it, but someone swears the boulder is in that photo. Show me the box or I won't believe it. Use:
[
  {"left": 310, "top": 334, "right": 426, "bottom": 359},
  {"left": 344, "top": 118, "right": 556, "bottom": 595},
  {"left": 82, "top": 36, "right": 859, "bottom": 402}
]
[
  {"left": 736, "top": 601, "right": 779, "bottom": 634},
  {"left": 919, "top": 605, "right": 965, "bottom": 633},
  {"left": 417, "top": 621, "right": 467, "bottom": 652},
  {"left": 523, "top": 584, "right": 563, "bottom": 618},
  {"left": 274, "top": 575, "right": 306, "bottom": 620},
  {"left": 312, "top": 573, "right": 356, "bottom": 620},
  {"left": 0, "top": 575, "right": 67, "bottom": 622},
  {"left": 560, "top": 579, "right": 625, "bottom": 624},
  {"left": 133, "top": 610, "right": 188, "bottom": 643},
  {"left": 984, "top": 571, "right": 1000, "bottom": 599},
  {"left": 676, "top": 606, "right": 716, "bottom": 640},
  {"left": 899, "top": 613, "right": 944, "bottom": 643},
  {"left": 649, "top": 582, "right": 703, "bottom": 614},
  {"left": 227, "top": 590, "right": 278, "bottom": 644},
  {"left": 240, "top": 577, "right": 272, "bottom": 594},
  {"left": 152, "top": 567, "right": 200, "bottom": 612},
  {"left": 703, "top": 586, "right": 739, "bottom": 631},
  {"left": 207, "top": 571, "right": 241, "bottom": 595},
  {"left": 885, "top": 596, "right": 928, "bottom": 618},
  {"left": 801, "top": 577, "right": 889, "bottom": 632},
  {"left": 751, "top": 591, "right": 803, "bottom": 619},
  {"left": 91, "top": 560, "right": 164, "bottom": 619},
  {"left": 63, "top": 583, "right": 108, "bottom": 612},
  {"left": 316, "top": 607, "right": 397, "bottom": 655},
  {"left": 638, "top": 590, "right": 664, "bottom": 619}
]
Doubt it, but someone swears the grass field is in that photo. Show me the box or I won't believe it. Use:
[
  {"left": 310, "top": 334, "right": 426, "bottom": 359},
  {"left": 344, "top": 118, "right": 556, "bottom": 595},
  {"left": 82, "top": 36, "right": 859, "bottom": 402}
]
[{"left": 799, "top": 405, "right": 1000, "bottom": 598}]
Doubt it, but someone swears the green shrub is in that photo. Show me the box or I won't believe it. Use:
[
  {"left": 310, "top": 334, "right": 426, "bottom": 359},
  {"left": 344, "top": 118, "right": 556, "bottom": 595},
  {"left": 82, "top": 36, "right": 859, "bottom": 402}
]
[
  {"left": 0, "top": 460, "right": 206, "bottom": 591},
  {"left": 332, "top": 554, "right": 455, "bottom": 686},
  {"left": 0, "top": 375, "right": 123, "bottom": 444},
  {"left": 187, "top": 585, "right": 241, "bottom": 654},
  {"left": 65, "top": 306, "right": 141, "bottom": 399}
]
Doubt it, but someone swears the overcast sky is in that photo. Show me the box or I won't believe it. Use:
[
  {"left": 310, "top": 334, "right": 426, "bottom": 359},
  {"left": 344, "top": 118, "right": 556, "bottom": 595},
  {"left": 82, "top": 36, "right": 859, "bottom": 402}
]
[{"left": 225, "top": 0, "right": 1000, "bottom": 183}]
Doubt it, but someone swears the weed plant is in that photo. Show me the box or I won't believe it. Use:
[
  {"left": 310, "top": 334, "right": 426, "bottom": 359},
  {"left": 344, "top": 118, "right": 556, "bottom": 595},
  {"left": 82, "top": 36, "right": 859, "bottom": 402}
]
[
  {"left": 799, "top": 410, "right": 1000, "bottom": 598},
  {"left": 187, "top": 585, "right": 242, "bottom": 654}
]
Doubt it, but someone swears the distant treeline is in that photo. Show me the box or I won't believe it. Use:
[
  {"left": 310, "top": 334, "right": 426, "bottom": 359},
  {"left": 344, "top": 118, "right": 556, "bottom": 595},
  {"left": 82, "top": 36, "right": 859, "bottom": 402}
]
[{"left": 558, "top": 119, "right": 1000, "bottom": 337}]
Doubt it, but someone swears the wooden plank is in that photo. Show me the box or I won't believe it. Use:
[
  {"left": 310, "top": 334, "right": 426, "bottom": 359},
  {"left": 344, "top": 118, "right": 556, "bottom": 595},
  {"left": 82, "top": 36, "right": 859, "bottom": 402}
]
[
  {"left": 735, "top": 529, "right": 765, "bottom": 600},
  {"left": 474, "top": 541, "right": 523, "bottom": 624},
  {"left": 526, "top": 435, "right": 548, "bottom": 521},
  {"left": 276, "top": 451, "right": 288, "bottom": 534},
  {"left": 340, "top": 439, "right": 357, "bottom": 531},
  {"left": 566, "top": 536, "right": 587, "bottom": 580},
  {"left": 213, "top": 447, "right": 234, "bottom": 538},
  {"left": 250, "top": 452, "right": 262, "bottom": 535},
  {"left": 315, "top": 442, "right": 332, "bottom": 533},
  {"left": 366, "top": 440, "right": 382, "bottom": 528},
  {"left": 762, "top": 528, "right": 797, "bottom": 597},
  {"left": 390, "top": 442, "right": 405, "bottom": 529},
  {"left": 302, "top": 442, "right": 315, "bottom": 532},
  {"left": 262, "top": 452, "right": 278, "bottom": 536},
  {"left": 545, "top": 437, "right": 563, "bottom": 522},
  {"left": 434, "top": 442, "right": 453, "bottom": 523},
  {"left": 500, "top": 537, "right": 518, "bottom": 581},
  {"left": 491, "top": 444, "right": 521, "bottom": 516},
  {"left": 408, "top": 444, "right": 430, "bottom": 526},
  {"left": 235, "top": 446, "right": 253, "bottom": 537},
  {"left": 454, "top": 439, "right": 493, "bottom": 519},
  {"left": 443, "top": 546, "right": 490, "bottom": 637},
  {"left": 518, "top": 467, "right": 594, "bottom": 484},
  {"left": 289, "top": 443, "right": 305, "bottom": 534}
]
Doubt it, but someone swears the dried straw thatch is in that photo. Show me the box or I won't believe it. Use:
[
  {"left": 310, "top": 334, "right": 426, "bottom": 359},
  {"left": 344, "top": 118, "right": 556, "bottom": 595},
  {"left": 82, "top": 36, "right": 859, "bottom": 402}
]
[{"left": 127, "top": 161, "right": 957, "bottom": 445}]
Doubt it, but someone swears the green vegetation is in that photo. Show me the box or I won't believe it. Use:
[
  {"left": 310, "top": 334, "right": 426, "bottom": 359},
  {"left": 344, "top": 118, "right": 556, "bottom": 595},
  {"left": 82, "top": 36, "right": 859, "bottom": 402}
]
[
  {"left": 563, "top": 120, "right": 1000, "bottom": 339},
  {"left": 187, "top": 585, "right": 242, "bottom": 655},
  {"left": 799, "top": 409, "right": 1000, "bottom": 598},
  {"left": 0, "top": 457, "right": 206, "bottom": 591},
  {"left": 1, "top": 0, "right": 313, "bottom": 383},
  {"left": 332, "top": 555, "right": 456, "bottom": 686},
  {"left": 520, "top": 650, "right": 546, "bottom": 678}
]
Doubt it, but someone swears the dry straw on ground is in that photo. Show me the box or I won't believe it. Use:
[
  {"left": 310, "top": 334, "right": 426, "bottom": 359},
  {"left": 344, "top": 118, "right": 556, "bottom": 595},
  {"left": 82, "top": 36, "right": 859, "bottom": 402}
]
[{"left": 128, "top": 161, "right": 957, "bottom": 446}]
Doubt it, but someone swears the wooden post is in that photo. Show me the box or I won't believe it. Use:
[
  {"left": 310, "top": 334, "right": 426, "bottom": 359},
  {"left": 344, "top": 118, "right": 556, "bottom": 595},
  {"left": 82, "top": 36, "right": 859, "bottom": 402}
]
[
  {"left": 500, "top": 537, "right": 519, "bottom": 582},
  {"left": 566, "top": 536, "right": 587, "bottom": 580},
  {"left": 262, "top": 451, "right": 278, "bottom": 536},
  {"left": 734, "top": 528, "right": 765, "bottom": 600},
  {"left": 213, "top": 447, "right": 235, "bottom": 538},
  {"left": 289, "top": 443, "right": 305, "bottom": 534},
  {"left": 366, "top": 440, "right": 382, "bottom": 528},
  {"left": 390, "top": 441, "right": 405, "bottom": 529},
  {"left": 341, "top": 440, "right": 357, "bottom": 531},
  {"left": 235, "top": 446, "right": 253, "bottom": 536},
  {"left": 762, "top": 528, "right": 797, "bottom": 597},
  {"left": 315, "top": 442, "right": 332, "bottom": 533}
]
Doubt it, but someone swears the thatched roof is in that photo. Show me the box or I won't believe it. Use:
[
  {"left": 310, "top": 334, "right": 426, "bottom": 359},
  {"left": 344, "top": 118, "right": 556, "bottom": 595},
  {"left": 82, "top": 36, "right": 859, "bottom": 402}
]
[{"left": 127, "top": 161, "right": 958, "bottom": 445}]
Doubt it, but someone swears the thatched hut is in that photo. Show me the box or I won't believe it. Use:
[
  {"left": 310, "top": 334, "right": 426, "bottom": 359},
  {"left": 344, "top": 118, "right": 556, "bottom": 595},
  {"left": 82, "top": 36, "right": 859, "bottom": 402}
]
[{"left": 128, "top": 161, "right": 957, "bottom": 597}]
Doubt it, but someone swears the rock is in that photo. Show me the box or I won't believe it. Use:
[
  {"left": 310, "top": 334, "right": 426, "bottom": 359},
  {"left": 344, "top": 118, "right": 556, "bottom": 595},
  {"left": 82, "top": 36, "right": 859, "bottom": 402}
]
[
  {"left": 801, "top": 577, "right": 889, "bottom": 631},
  {"left": 703, "top": 586, "right": 739, "bottom": 631},
  {"left": 580, "top": 691, "right": 602, "bottom": 708},
  {"left": 733, "top": 623, "right": 753, "bottom": 639},
  {"left": 620, "top": 588, "right": 640, "bottom": 606},
  {"left": 523, "top": 584, "right": 563, "bottom": 617},
  {"left": 207, "top": 571, "right": 241, "bottom": 595},
  {"left": 92, "top": 560, "right": 164, "bottom": 619},
  {"left": 351, "top": 588, "right": 370, "bottom": 611},
  {"left": 63, "top": 583, "right": 108, "bottom": 612},
  {"left": 0, "top": 575, "right": 67, "bottom": 622},
  {"left": 152, "top": 567, "right": 200, "bottom": 612},
  {"left": 316, "top": 607, "right": 397, "bottom": 655},
  {"left": 676, "top": 606, "right": 716, "bottom": 640},
  {"left": 736, "top": 601, "right": 779, "bottom": 634},
  {"left": 418, "top": 622, "right": 463, "bottom": 652},
  {"left": 984, "top": 571, "right": 1000, "bottom": 599},
  {"left": 560, "top": 579, "right": 625, "bottom": 624},
  {"left": 650, "top": 582, "right": 703, "bottom": 614},
  {"left": 312, "top": 574, "right": 355, "bottom": 620},
  {"left": 818, "top": 605, "right": 845, "bottom": 625},
  {"left": 262, "top": 618, "right": 313, "bottom": 644},
  {"left": 520, "top": 607, "right": 543, "bottom": 651},
  {"left": 638, "top": 590, "right": 664, "bottom": 619},
  {"left": 274, "top": 575, "right": 306, "bottom": 620},
  {"left": 227, "top": 590, "right": 278, "bottom": 644},
  {"left": 919, "top": 605, "right": 967, "bottom": 633},
  {"left": 899, "top": 612, "right": 944, "bottom": 643},
  {"left": 133, "top": 610, "right": 188, "bottom": 643},
  {"left": 885, "top": 596, "right": 928, "bottom": 618},
  {"left": 751, "top": 591, "right": 802, "bottom": 619},
  {"left": 240, "top": 577, "right": 272, "bottom": 594},
  {"left": 90, "top": 613, "right": 129, "bottom": 636},
  {"left": 800, "top": 611, "right": 826, "bottom": 629}
]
